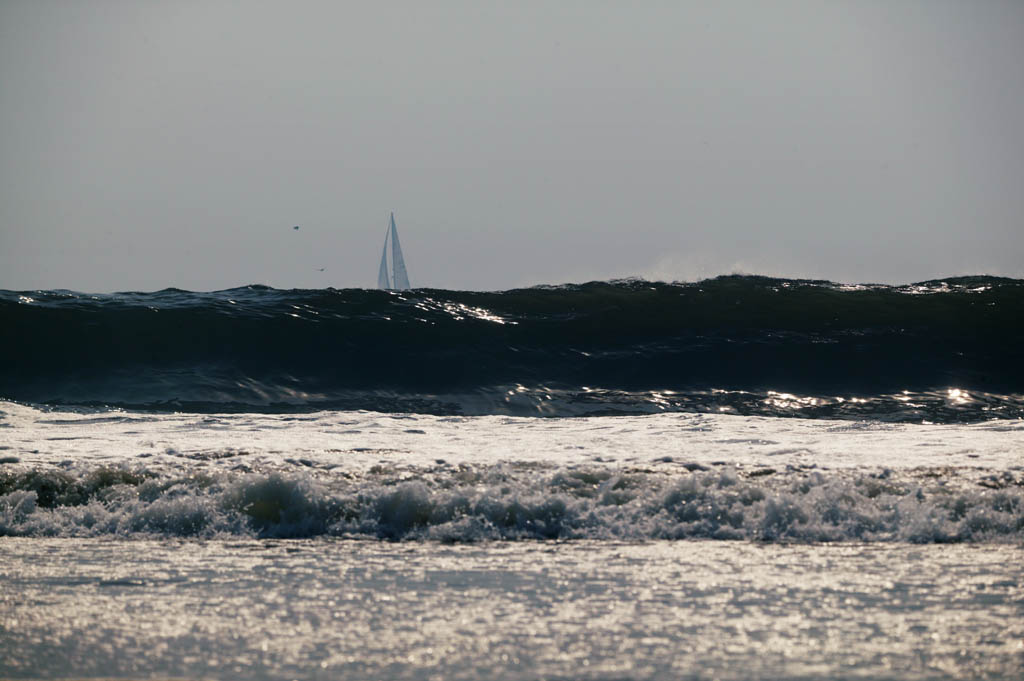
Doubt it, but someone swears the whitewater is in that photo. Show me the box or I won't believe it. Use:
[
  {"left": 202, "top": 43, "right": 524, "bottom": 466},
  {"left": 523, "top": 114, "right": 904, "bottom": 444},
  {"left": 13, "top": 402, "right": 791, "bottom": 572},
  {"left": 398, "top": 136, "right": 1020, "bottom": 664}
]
[
  {"left": 2, "top": 402, "right": 1023, "bottom": 542},
  {"left": 1, "top": 276, "right": 1023, "bottom": 679},
  {"left": 2, "top": 401, "right": 1022, "bottom": 679}
]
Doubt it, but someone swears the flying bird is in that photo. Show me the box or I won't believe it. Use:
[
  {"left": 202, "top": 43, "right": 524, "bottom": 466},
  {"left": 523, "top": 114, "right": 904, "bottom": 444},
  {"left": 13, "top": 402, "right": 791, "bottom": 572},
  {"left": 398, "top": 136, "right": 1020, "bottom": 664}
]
[{"left": 293, "top": 225, "right": 300, "bottom": 230}]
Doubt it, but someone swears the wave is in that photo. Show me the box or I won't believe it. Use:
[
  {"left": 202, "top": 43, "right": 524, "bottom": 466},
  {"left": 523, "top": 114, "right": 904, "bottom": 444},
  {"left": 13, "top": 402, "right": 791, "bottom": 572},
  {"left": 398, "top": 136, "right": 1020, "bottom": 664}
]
[
  {"left": 2, "top": 275, "right": 1023, "bottom": 421},
  {"left": 1, "top": 462, "right": 1021, "bottom": 543}
]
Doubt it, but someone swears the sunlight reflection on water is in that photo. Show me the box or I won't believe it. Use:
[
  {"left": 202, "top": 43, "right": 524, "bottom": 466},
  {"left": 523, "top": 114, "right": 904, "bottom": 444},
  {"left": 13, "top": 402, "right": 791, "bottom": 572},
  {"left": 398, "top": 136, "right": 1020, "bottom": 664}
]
[{"left": 1, "top": 539, "right": 1021, "bottom": 680}]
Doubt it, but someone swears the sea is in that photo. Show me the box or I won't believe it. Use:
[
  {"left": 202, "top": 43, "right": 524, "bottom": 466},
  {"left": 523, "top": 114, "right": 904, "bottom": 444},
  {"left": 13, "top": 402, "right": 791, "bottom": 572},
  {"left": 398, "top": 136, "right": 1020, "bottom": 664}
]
[{"left": 1, "top": 275, "right": 1022, "bottom": 680}]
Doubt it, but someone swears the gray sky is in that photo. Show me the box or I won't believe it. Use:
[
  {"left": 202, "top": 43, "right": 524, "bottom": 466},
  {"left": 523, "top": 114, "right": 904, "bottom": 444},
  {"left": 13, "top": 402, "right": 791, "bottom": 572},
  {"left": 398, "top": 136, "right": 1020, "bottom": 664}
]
[{"left": 1, "top": 1, "right": 1022, "bottom": 292}]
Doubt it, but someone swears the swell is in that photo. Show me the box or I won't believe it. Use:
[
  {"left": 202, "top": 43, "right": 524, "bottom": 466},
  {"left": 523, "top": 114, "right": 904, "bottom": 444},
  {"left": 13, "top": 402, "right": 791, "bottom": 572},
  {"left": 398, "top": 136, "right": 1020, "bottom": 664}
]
[
  {"left": 2, "top": 275, "right": 1022, "bottom": 421},
  {"left": 1, "top": 463, "right": 1021, "bottom": 543}
]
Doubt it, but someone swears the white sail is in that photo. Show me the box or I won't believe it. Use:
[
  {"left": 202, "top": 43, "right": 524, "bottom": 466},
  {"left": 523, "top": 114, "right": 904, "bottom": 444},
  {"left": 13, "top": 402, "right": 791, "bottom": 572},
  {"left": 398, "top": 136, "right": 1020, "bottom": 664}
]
[
  {"left": 389, "top": 213, "right": 410, "bottom": 290},
  {"left": 377, "top": 222, "right": 391, "bottom": 289},
  {"left": 376, "top": 212, "right": 411, "bottom": 290}
]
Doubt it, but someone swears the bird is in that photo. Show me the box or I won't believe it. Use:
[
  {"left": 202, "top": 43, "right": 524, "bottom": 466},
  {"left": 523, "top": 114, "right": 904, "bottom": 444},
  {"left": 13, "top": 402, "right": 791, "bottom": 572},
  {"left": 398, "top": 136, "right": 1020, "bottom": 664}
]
[{"left": 293, "top": 225, "right": 300, "bottom": 230}]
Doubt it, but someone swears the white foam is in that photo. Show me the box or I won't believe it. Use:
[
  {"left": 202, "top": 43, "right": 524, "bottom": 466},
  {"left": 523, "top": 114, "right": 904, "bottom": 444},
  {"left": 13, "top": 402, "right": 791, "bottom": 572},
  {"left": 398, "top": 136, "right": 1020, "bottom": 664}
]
[
  {"left": 2, "top": 463, "right": 1021, "bottom": 542},
  {"left": 3, "top": 401, "right": 1022, "bottom": 542},
  {"left": 2, "top": 400, "right": 1022, "bottom": 474}
]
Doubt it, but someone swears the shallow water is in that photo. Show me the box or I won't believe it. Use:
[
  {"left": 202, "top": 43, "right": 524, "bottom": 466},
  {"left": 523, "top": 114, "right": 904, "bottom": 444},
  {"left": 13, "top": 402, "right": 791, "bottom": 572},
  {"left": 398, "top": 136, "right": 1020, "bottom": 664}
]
[
  {"left": 2, "top": 401, "right": 1023, "bottom": 679},
  {"left": 1, "top": 538, "right": 1021, "bottom": 680}
]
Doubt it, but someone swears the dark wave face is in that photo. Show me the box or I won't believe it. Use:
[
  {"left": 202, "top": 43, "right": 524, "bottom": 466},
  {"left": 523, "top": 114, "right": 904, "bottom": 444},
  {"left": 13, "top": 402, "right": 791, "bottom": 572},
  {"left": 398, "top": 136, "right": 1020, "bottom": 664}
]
[{"left": 2, "top": 275, "right": 1023, "bottom": 422}]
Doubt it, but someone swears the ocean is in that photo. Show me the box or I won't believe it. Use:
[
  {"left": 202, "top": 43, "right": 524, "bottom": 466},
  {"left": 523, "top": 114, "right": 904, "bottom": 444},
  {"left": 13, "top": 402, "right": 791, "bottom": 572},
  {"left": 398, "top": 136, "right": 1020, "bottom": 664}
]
[{"left": 1, "top": 275, "right": 1022, "bottom": 680}]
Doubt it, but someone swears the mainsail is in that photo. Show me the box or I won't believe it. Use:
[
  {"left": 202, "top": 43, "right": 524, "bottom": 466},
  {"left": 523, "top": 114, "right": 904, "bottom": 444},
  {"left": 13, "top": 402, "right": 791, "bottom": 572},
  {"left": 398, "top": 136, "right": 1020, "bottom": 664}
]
[{"left": 377, "top": 212, "right": 411, "bottom": 290}]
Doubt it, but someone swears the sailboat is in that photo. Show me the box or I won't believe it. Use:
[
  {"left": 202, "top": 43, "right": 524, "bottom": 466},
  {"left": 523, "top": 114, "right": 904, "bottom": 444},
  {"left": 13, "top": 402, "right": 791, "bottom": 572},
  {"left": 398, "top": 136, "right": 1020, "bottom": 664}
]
[{"left": 376, "top": 211, "right": 411, "bottom": 290}]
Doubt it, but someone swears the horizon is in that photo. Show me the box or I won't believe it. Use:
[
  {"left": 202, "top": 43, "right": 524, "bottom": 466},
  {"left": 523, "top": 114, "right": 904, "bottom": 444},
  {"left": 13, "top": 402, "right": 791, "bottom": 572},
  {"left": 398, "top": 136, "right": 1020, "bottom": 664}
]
[{"left": 1, "top": 269, "right": 1018, "bottom": 296}]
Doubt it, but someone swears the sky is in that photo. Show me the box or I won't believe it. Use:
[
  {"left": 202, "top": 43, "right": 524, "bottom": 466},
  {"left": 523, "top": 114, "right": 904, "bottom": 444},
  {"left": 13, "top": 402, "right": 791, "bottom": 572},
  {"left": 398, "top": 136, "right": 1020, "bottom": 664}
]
[{"left": 1, "top": 0, "right": 1022, "bottom": 292}]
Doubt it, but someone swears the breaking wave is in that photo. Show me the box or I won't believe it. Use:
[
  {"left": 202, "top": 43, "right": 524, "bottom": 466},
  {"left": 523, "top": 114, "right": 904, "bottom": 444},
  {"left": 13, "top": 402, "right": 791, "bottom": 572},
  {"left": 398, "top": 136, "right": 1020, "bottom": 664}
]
[{"left": 2, "top": 275, "right": 1023, "bottom": 421}]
